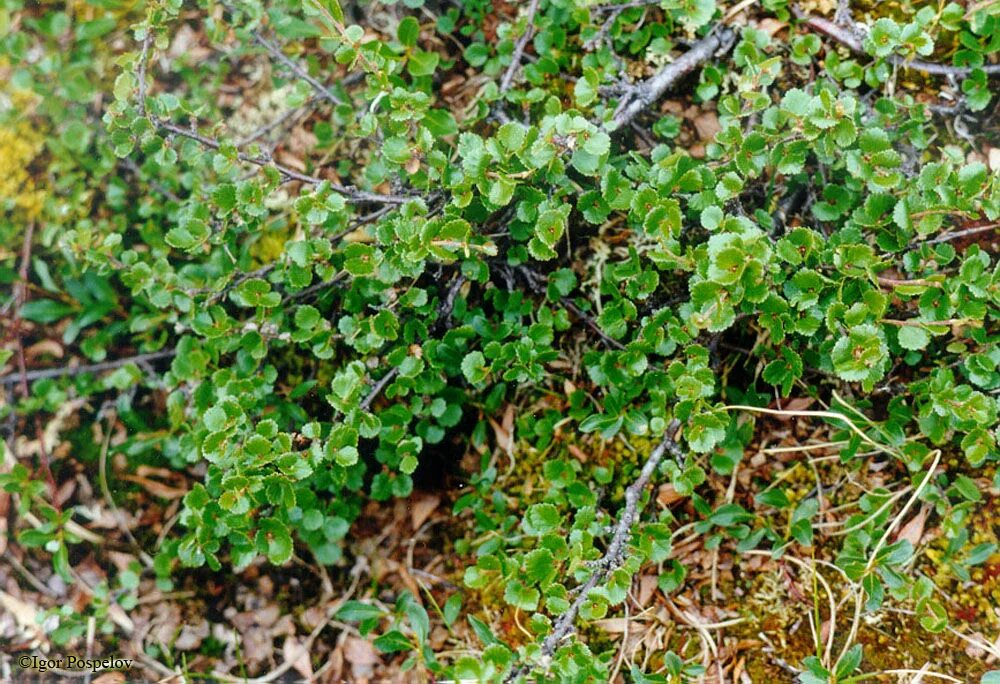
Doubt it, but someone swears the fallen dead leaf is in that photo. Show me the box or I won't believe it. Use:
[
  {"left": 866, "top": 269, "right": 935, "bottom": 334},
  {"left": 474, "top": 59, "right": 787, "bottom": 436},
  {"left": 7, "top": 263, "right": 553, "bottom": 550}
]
[
  {"left": 92, "top": 674, "right": 127, "bottom": 684},
  {"left": 283, "top": 635, "right": 313, "bottom": 680},
  {"left": 658, "top": 483, "right": 684, "bottom": 507},
  {"left": 410, "top": 494, "right": 440, "bottom": 531},
  {"left": 757, "top": 18, "right": 787, "bottom": 37},
  {"left": 638, "top": 574, "right": 658, "bottom": 606},
  {"left": 693, "top": 111, "right": 721, "bottom": 141},
  {"left": 121, "top": 473, "right": 187, "bottom": 499},
  {"left": 770, "top": 396, "right": 815, "bottom": 418},
  {"left": 895, "top": 504, "right": 930, "bottom": 547},
  {"left": 988, "top": 147, "right": 1000, "bottom": 173},
  {"left": 25, "top": 339, "right": 63, "bottom": 361},
  {"left": 567, "top": 444, "right": 589, "bottom": 462},
  {"left": 594, "top": 617, "right": 629, "bottom": 633},
  {"left": 344, "top": 636, "right": 378, "bottom": 680}
]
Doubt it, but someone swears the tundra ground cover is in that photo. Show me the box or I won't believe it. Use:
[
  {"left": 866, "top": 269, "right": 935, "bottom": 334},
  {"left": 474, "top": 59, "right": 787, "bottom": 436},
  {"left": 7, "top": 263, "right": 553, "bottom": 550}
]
[{"left": 1, "top": 0, "right": 1000, "bottom": 681}]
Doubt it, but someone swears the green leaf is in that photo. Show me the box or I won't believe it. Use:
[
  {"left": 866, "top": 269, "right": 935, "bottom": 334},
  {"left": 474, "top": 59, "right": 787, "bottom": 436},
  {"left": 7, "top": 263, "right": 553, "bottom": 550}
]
[
  {"left": 464, "top": 43, "right": 489, "bottom": 67},
  {"left": 503, "top": 578, "right": 539, "bottom": 611},
  {"left": 522, "top": 503, "right": 560, "bottom": 536},
  {"left": 461, "top": 351, "right": 489, "bottom": 384},
  {"left": 374, "top": 629, "right": 414, "bottom": 653},
  {"left": 408, "top": 49, "right": 439, "bottom": 77},
  {"left": 897, "top": 325, "right": 930, "bottom": 351},
  {"left": 397, "top": 16, "right": 420, "bottom": 47},
  {"left": 257, "top": 519, "right": 294, "bottom": 565},
  {"left": 535, "top": 209, "right": 566, "bottom": 248},
  {"left": 20, "top": 300, "right": 75, "bottom": 323}
]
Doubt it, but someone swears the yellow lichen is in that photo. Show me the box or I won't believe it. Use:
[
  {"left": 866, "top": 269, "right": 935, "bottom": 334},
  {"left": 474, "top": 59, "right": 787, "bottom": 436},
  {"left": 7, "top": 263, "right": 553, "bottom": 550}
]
[{"left": 0, "top": 87, "right": 46, "bottom": 220}]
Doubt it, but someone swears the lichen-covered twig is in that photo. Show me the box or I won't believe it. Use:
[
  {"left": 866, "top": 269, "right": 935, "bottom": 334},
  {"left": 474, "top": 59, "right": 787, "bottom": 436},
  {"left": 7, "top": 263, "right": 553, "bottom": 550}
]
[
  {"left": 505, "top": 420, "right": 684, "bottom": 682},
  {"left": 610, "top": 28, "right": 736, "bottom": 130}
]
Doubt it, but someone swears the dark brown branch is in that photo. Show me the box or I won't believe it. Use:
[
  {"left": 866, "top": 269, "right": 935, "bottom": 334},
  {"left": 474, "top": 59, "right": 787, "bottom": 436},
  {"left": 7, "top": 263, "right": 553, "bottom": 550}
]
[
  {"left": 610, "top": 28, "right": 735, "bottom": 130},
  {"left": 561, "top": 299, "right": 625, "bottom": 350},
  {"left": 499, "top": 0, "right": 541, "bottom": 94},
  {"left": 9, "top": 222, "right": 58, "bottom": 504},
  {"left": 1, "top": 350, "right": 177, "bottom": 386},
  {"left": 797, "top": 10, "right": 1000, "bottom": 75},
  {"left": 505, "top": 420, "right": 684, "bottom": 682},
  {"left": 359, "top": 274, "right": 468, "bottom": 411}
]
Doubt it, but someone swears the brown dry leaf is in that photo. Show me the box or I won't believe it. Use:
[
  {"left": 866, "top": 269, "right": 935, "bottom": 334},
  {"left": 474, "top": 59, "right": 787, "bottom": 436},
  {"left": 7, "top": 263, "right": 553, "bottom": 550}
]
[
  {"left": 283, "top": 635, "right": 313, "bottom": 680},
  {"left": 410, "top": 494, "right": 440, "bottom": 531},
  {"left": 989, "top": 147, "right": 1000, "bottom": 173},
  {"left": 567, "top": 444, "right": 589, "bottom": 463},
  {"left": 121, "top": 473, "right": 187, "bottom": 499},
  {"left": 693, "top": 111, "right": 721, "bottom": 141},
  {"left": 594, "top": 617, "right": 629, "bottom": 633},
  {"left": 658, "top": 483, "right": 683, "bottom": 507},
  {"left": 92, "top": 674, "right": 127, "bottom": 684},
  {"left": 174, "top": 619, "right": 210, "bottom": 650},
  {"left": 770, "top": 396, "right": 815, "bottom": 420},
  {"left": 638, "top": 574, "right": 658, "bottom": 606},
  {"left": 344, "top": 636, "right": 378, "bottom": 681},
  {"left": 757, "top": 18, "right": 787, "bottom": 37},
  {"left": 895, "top": 505, "right": 930, "bottom": 547},
  {"left": 488, "top": 415, "right": 513, "bottom": 453},
  {"left": 0, "top": 589, "right": 39, "bottom": 629},
  {"left": 25, "top": 339, "right": 63, "bottom": 361},
  {"left": 275, "top": 151, "right": 307, "bottom": 172}
]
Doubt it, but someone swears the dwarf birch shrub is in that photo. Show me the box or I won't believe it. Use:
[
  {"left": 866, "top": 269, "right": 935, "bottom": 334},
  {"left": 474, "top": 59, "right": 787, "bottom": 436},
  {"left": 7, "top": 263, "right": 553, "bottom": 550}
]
[{"left": 2, "top": 0, "right": 1000, "bottom": 680}]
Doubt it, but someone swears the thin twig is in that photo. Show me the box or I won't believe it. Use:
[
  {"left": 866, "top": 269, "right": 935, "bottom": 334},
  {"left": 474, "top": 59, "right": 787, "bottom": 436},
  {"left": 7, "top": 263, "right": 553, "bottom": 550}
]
[
  {"left": 251, "top": 31, "right": 343, "bottom": 106},
  {"left": 0, "top": 350, "right": 177, "bottom": 386},
  {"left": 136, "top": 33, "right": 152, "bottom": 117},
  {"left": 504, "top": 420, "right": 684, "bottom": 682},
  {"left": 796, "top": 9, "right": 1000, "bottom": 75},
  {"left": 499, "top": 0, "right": 541, "bottom": 94},
  {"left": 10, "top": 222, "right": 58, "bottom": 504},
  {"left": 98, "top": 410, "right": 154, "bottom": 568},
  {"left": 562, "top": 299, "right": 625, "bottom": 350},
  {"left": 360, "top": 368, "right": 400, "bottom": 411},
  {"left": 130, "top": 29, "right": 407, "bottom": 205},
  {"left": 153, "top": 119, "right": 411, "bottom": 204},
  {"left": 610, "top": 28, "right": 735, "bottom": 130},
  {"left": 918, "top": 222, "right": 999, "bottom": 247}
]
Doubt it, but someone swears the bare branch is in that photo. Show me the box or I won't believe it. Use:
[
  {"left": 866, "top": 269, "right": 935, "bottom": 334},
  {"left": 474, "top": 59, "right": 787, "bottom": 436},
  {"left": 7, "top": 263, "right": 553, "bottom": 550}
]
[
  {"left": 917, "top": 222, "right": 999, "bottom": 247},
  {"left": 136, "top": 33, "right": 152, "bottom": 117},
  {"left": 610, "top": 28, "right": 735, "bottom": 130},
  {"left": 251, "top": 31, "right": 344, "bottom": 106},
  {"left": 505, "top": 420, "right": 685, "bottom": 682},
  {"left": 796, "top": 9, "right": 1000, "bottom": 75},
  {"left": 153, "top": 119, "right": 412, "bottom": 204},
  {"left": 1, "top": 350, "right": 177, "bottom": 386},
  {"left": 499, "top": 0, "right": 541, "bottom": 94}
]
